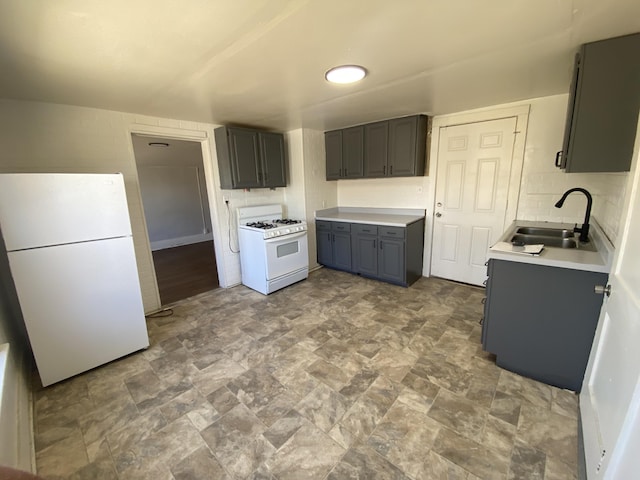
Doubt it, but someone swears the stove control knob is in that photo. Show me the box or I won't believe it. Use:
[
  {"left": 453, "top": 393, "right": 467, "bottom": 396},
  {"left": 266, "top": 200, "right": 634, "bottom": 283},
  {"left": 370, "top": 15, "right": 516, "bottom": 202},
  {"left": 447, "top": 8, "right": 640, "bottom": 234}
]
[{"left": 285, "top": 228, "right": 291, "bottom": 234}]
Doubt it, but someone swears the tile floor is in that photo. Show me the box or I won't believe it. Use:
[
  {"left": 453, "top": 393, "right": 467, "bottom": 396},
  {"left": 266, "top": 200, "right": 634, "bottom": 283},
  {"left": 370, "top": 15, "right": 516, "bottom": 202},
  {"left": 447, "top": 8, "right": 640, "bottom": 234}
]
[{"left": 33, "top": 268, "right": 579, "bottom": 479}]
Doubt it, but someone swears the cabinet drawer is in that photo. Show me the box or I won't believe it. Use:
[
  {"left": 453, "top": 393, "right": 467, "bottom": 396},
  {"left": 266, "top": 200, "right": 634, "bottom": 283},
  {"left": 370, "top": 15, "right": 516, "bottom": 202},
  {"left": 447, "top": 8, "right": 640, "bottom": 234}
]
[
  {"left": 379, "top": 226, "right": 405, "bottom": 238},
  {"left": 316, "top": 220, "right": 331, "bottom": 231},
  {"left": 332, "top": 222, "right": 351, "bottom": 232},
  {"left": 353, "top": 224, "right": 378, "bottom": 235}
]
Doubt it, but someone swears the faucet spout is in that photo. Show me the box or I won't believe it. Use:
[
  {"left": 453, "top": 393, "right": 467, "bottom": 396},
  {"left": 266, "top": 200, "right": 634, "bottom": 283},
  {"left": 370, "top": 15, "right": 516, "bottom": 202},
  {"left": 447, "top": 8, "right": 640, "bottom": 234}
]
[{"left": 554, "top": 187, "right": 592, "bottom": 243}]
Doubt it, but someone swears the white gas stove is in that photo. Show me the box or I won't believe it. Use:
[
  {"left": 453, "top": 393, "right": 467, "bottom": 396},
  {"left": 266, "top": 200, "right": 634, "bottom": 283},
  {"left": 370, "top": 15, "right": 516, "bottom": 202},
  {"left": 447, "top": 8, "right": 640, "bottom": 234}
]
[{"left": 237, "top": 204, "right": 308, "bottom": 294}]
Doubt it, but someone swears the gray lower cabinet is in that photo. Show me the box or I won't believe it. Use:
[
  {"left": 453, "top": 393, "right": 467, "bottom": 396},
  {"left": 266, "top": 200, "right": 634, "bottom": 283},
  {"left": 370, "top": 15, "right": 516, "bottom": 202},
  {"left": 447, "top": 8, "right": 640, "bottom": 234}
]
[
  {"left": 319, "top": 219, "right": 424, "bottom": 287},
  {"left": 482, "top": 258, "right": 607, "bottom": 392},
  {"left": 316, "top": 221, "right": 352, "bottom": 271},
  {"left": 215, "top": 126, "right": 287, "bottom": 189}
]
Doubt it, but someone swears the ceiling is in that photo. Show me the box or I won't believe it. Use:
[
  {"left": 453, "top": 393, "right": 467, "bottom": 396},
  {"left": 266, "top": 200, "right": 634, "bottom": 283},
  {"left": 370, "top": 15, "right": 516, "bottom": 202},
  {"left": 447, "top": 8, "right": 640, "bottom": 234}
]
[{"left": 1, "top": 0, "right": 639, "bottom": 132}]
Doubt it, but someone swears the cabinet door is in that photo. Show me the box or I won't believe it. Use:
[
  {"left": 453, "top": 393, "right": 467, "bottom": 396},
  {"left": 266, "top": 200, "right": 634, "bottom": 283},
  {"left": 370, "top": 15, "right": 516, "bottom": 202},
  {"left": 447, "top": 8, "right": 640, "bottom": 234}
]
[
  {"left": 378, "top": 237, "right": 405, "bottom": 284},
  {"left": 228, "top": 128, "right": 261, "bottom": 188},
  {"left": 342, "top": 126, "right": 364, "bottom": 178},
  {"left": 332, "top": 231, "right": 352, "bottom": 271},
  {"left": 388, "top": 116, "right": 426, "bottom": 177},
  {"left": 562, "top": 33, "right": 640, "bottom": 172},
  {"left": 325, "top": 130, "right": 343, "bottom": 180},
  {"left": 352, "top": 224, "right": 378, "bottom": 276},
  {"left": 316, "top": 221, "right": 333, "bottom": 266},
  {"left": 364, "top": 121, "right": 389, "bottom": 177},
  {"left": 259, "top": 132, "right": 286, "bottom": 187}
]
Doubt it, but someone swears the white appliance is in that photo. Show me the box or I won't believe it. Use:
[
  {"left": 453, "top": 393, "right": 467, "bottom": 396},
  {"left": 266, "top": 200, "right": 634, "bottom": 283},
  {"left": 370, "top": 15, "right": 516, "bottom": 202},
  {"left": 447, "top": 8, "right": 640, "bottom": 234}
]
[
  {"left": 237, "top": 204, "right": 309, "bottom": 295},
  {"left": 0, "top": 173, "right": 149, "bottom": 387}
]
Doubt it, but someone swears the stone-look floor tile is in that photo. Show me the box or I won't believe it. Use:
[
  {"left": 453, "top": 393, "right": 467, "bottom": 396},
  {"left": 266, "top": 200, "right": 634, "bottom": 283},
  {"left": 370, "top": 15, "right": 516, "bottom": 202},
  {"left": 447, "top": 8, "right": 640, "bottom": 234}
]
[
  {"left": 200, "top": 404, "right": 274, "bottom": 479},
  {"left": 339, "top": 368, "right": 379, "bottom": 401},
  {"left": 551, "top": 387, "right": 579, "bottom": 419},
  {"left": 35, "top": 429, "right": 89, "bottom": 478},
  {"left": 149, "top": 347, "right": 198, "bottom": 382},
  {"left": 78, "top": 395, "right": 140, "bottom": 445},
  {"left": 171, "top": 446, "right": 230, "bottom": 480},
  {"left": 481, "top": 415, "right": 516, "bottom": 457},
  {"left": 508, "top": 439, "right": 546, "bottom": 480},
  {"left": 35, "top": 421, "right": 81, "bottom": 453},
  {"left": 369, "top": 347, "right": 417, "bottom": 383},
  {"left": 433, "top": 427, "right": 510, "bottom": 480},
  {"left": 427, "top": 389, "right": 487, "bottom": 442},
  {"left": 295, "top": 383, "right": 350, "bottom": 432},
  {"left": 227, "top": 367, "right": 286, "bottom": 413},
  {"left": 271, "top": 367, "right": 320, "bottom": 400},
  {"left": 66, "top": 438, "right": 118, "bottom": 480},
  {"left": 306, "top": 358, "right": 350, "bottom": 391},
  {"left": 490, "top": 391, "right": 522, "bottom": 426},
  {"left": 117, "top": 416, "right": 206, "bottom": 478},
  {"left": 207, "top": 386, "right": 240, "bottom": 415},
  {"left": 267, "top": 423, "right": 345, "bottom": 480},
  {"left": 419, "top": 450, "right": 472, "bottom": 480},
  {"left": 159, "top": 387, "right": 213, "bottom": 423},
  {"left": 255, "top": 391, "right": 299, "bottom": 427},
  {"left": 496, "top": 370, "right": 552, "bottom": 409},
  {"left": 410, "top": 355, "right": 473, "bottom": 395},
  {"left": 368, "top": 402, "right": 442, "bottom": 478},
  {"left": 190, "top": 356, "right": 246, "bottom": 396},
  {"left": 263, "top": 410, "right": 307, "bottom": 449},
  {"left": 516, "top": 402, "right": 578, "bottom": 468},
  {"left": 544, "top": 453, "right": 578, "bottom": 480},
  {"left": 395, "top": 386, "right": 434, "bottom": 414},
  {"left": 107, "top": 409, "right": 167, "bottom": 458},
  {"left": 327, "top": 443, "right": 411, "bottom": 480}
]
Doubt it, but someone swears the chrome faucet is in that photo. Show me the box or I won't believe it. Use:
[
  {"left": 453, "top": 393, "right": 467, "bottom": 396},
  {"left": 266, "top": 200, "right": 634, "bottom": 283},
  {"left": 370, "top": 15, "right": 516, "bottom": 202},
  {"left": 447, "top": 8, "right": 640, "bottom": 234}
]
[{"left": 554, "top": 187, "right": 592, "bottom": 243}]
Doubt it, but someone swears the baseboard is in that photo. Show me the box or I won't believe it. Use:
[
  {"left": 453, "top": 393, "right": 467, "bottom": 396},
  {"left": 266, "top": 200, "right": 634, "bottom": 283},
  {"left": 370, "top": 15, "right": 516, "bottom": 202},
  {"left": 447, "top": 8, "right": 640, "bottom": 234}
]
[{"left": 150, "top": 233, "right": 213, "bottom": 251}]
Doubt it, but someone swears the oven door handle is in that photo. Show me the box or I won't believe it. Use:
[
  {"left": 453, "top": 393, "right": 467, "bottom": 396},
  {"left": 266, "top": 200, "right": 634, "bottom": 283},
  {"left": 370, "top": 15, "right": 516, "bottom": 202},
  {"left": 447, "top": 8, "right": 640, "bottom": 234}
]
[{"left": 264, "top": 231, "right": 307, "bottom": 243}]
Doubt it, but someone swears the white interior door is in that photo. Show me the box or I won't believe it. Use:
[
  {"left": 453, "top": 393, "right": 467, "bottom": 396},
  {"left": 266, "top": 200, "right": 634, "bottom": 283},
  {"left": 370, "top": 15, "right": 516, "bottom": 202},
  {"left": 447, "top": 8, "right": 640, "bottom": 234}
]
[
  {"left": 431, "top": 118, "right": 517, "bottom": 285},
  {"left": 580, "top": 122, "right": 640, "bottom": 479}
]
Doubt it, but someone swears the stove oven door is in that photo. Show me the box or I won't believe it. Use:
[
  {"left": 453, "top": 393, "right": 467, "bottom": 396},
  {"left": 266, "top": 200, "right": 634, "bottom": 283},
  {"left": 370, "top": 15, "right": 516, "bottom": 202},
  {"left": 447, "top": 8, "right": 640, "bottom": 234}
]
[{"left": 264, "top": 231, "right": 309, "bottom": 280}]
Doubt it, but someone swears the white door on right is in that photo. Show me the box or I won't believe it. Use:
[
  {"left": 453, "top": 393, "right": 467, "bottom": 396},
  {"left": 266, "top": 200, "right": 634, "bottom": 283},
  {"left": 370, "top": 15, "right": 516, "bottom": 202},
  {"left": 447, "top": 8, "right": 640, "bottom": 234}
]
[
  {"left": 431, "top": 117, "right": 517, "bottom": 286},
  {"left": 580, "top": 125, "right": 640, "bottom": 478}
]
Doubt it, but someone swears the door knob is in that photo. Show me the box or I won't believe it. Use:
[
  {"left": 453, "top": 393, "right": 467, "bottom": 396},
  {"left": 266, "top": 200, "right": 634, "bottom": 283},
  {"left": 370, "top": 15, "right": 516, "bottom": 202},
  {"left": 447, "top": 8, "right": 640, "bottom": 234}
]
[
  {"left": 435, "top": 212, "right": 442, "bottom": 218},
  {"left": 437, "top": 202, "right": 443, "bottom": 207},
  {"left": 594, "top": 284, "right": 611, "bottom": 296}
]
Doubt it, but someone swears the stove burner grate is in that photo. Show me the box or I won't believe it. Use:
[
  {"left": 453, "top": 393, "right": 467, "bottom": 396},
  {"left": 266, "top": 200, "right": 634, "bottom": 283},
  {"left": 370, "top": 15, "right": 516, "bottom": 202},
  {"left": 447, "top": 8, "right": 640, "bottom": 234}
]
[
  {"left": 246, "top": 222, "right": 278, "bottom": 229},
  {"left": 274, "top": 219, "right": 302, "bottom": 225}
]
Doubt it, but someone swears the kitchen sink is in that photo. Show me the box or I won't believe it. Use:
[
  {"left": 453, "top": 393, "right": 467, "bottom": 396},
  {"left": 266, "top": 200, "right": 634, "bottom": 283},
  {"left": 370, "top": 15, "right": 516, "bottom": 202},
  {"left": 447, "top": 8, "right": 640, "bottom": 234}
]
[
  {"left": 511, "top": 233, "right": 577, "bottom": 249},
  {"left": 515, "top": 227, "right": 575, "bottom": 238},
  {"left": 511, "top": 232, "right": 598, "bottom": 251}
]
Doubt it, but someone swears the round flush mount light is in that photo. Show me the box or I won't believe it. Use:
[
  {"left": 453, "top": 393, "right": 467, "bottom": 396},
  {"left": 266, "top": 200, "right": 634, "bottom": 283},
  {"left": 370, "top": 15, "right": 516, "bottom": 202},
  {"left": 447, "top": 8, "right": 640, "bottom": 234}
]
[
  {"left": 148, "top": 142, "right": 170, "bottom": 147},
  {"left": 325, "top": 65, "right": 367, "bottom": 84}
]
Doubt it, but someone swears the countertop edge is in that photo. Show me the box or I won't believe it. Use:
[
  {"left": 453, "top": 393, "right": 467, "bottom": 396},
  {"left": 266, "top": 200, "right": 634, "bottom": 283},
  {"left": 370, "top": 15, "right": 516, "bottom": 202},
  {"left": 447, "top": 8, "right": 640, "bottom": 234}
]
[{"left": 315, "top": 207, "right": 426, "bottom": 228}]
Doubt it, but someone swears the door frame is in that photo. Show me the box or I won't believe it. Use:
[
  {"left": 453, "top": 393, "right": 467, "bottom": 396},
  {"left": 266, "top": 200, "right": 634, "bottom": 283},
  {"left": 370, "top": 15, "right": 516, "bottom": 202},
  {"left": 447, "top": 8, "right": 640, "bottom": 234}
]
[
  {"left": 423, "top": 104, "right": 530, "bottom": 277},
  {"left": 128, "top": 123, "right": 227, "bottom": 310}
]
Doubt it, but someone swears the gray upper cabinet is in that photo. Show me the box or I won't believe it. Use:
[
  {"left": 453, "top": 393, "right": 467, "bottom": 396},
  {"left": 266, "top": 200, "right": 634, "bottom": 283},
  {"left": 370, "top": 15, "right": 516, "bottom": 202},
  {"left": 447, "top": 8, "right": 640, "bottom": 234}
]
[
  {"left": 387, "top": 115, "right": 427, "bottom": 177},
  {"left": 326, "top": 114, "right": 428, "bottom": 181},
  {"left": 325, "top": 130, "right": 343, "bottom": 180},
  {"left": 325, "top": 127, "right": 364, "bottom": 179},
  {"left": 259, "top": 132, "right": 286, "bottom": 188},
  {"left": 215, "top": 126, "right": 287, "bottom": 189},
  {"left": 557, "top": 32, "right": 640, "bottom": 173},
  {"left": 364, "top": 121, "right": 389, "bottom": 177}
]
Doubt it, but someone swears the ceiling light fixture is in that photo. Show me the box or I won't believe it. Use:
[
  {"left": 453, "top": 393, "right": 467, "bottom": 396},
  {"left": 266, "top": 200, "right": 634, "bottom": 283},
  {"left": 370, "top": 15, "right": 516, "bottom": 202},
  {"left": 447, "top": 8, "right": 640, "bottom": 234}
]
[
  {"left": 325, "top": 65, "right": 367, "bottom": 84},
  {"left": 148, "top": 142, "right": 170, "bottom": 147}
]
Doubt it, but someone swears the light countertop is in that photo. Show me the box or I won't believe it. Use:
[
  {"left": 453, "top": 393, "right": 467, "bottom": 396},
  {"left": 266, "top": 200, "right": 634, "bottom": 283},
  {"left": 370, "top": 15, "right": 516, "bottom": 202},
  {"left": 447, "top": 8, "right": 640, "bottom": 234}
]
[
  {"left": 487, "top": 220, "right": 614, "bottom": 273},
  {"left": 315, "top": 207, "right": 425, "bottom": 227}
]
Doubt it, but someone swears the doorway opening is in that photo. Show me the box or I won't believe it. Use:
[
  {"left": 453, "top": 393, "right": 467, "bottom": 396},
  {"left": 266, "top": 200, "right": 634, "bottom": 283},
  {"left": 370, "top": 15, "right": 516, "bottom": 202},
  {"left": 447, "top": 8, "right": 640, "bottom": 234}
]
[{"left": 131, "top": 134, "right": 219, "bottom": 305}]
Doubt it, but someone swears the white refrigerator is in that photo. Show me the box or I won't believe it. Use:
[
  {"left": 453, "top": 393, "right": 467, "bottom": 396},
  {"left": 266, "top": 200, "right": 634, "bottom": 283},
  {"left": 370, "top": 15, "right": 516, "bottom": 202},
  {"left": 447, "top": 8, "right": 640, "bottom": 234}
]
[{"left": 0, "top": 173, "right": 149, "bottom": 387}]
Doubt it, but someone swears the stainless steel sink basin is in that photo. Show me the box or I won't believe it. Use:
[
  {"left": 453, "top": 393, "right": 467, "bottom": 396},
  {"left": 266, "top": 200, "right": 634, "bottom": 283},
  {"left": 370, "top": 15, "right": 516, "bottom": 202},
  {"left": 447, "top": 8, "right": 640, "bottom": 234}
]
[
  {"left": 516, "top": 227, "right": 575, "bottom": 238},
  {"left": 511, "top": 233, "right": 577, "bottom": 249}
]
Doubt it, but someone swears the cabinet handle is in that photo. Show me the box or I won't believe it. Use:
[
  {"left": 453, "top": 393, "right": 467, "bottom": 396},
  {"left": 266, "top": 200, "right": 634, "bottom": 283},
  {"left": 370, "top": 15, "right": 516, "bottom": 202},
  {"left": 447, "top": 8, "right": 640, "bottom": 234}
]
[
  {"left": 390, "top": 165, "right": 393, "bottom": 175},
  {"left": 482, "top": 279, "right": 488, "bottom": 286},
  {"left": 379, "top": 241, "right": 383, "bottom": 250},
  {"left": 383, "top": 165, "right": 386, "bottom": 175},
  {"left": 345, "top": 168, "right": 348, "bottom": 177},
  {"left": 328, "top": 233, "right": 331, "bottom": 242},
  {"left": 555, "top": 151, "right": 563, "bottom": 168},
  {"left": 481, "top": 297, "right": 486, "bottom": 304},
  {"left": 373, "top": 239, "right": 376, "bottom": 248},
  {"left": 479, "top": 317, "right": 484, "bottom": 325}
]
